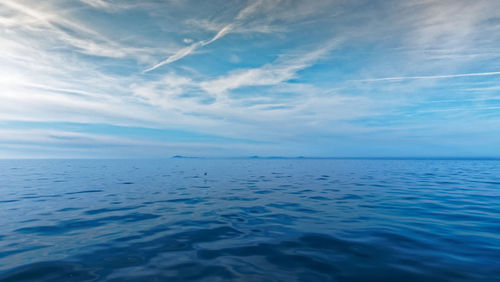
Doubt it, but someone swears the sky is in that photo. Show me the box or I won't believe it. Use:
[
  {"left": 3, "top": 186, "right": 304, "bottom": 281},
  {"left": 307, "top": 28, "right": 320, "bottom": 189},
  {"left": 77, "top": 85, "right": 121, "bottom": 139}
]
[{"left": 0, "top": 0, "right": 499, "bottom": 158}]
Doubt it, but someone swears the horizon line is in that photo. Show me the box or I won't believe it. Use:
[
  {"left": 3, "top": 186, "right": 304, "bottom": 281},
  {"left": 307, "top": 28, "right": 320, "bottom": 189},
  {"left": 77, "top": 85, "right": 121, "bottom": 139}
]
[{"left": 1, "top": 156, "right": 499, "bottom": 160}]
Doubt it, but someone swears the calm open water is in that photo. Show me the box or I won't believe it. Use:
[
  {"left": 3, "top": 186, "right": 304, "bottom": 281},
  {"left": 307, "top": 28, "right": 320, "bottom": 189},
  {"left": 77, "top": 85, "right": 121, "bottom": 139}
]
[{"left": 0, "top": 159, "right": 499, "bottom": 281}]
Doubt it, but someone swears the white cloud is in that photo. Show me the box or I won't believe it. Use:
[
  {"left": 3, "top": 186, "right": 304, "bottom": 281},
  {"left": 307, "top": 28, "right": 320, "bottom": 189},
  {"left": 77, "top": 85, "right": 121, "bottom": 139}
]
[
  {"left": 80, "top": 0, "right": 111, "bottom": 9},
  {"left": 0, "top": 0, "right": 167, "bottom": 61},
  {"left": 144, "top": 0, "right": 335, "bottom": 71},
  {"left": 201, "top": 40, "right": 340, "bottom": 96}
]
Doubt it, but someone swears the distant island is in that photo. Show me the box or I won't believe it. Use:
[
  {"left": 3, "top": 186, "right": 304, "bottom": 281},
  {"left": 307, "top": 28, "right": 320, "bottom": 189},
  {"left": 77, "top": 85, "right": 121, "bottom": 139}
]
[
  {"left": 171, "top": 155, "right": 204, "bottom": 159},
  {"left": 249, "top": 155, "right": 306, "bottom": 159},
  {"left": 170, "top": 156, "right": 498, "bottom": 160},
  {"left": 172, "top": 155, "right": 309, "bottom": 159}
]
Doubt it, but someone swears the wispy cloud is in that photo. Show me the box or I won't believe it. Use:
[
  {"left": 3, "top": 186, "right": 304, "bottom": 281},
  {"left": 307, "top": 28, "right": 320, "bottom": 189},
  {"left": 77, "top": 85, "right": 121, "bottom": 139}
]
[
  {"left": 143, "top": 24, "right": 235, "bottom": 72},
  {"left": 0, "top": 0, "right": 165, "bottom": 61},
  {"left": 144, "top": 0, "right": 334, "bottom": 72},
  {"left": 355, "top": 71, "right": 500, "bottom": 82},
  {"left": 201, "top": 40, "right": 341, "bottom": 96},
  {"left": 143, "top": 1, "right": 269, "bottom": 72},
  {"left": 80, "top": 0, "right": 111, "bottom": 9}
]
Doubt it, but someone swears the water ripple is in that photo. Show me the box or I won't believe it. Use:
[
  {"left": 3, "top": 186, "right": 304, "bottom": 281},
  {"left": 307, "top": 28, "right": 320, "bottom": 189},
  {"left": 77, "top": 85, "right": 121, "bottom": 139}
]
[{"left": 0, "top": 159, "right": 499, "bottom": 281}]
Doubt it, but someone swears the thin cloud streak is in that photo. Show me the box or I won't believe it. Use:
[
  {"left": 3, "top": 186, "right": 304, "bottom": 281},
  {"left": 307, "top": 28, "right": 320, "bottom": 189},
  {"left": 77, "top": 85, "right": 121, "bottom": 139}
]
[
  {"left": 144, "top": 1, "right": 270, "bottom": 72},
  {"left": 0, "top": 0, "right": 166, "bottom": 61},
  {"left": 356, "top": 71, "right": 500, "bottom": 82},
  {"left": 200, "top": 40, "right": 341, "bottom": 96},
  {"left": 143, "top": 24, "right": 234, "bottom": 72}
]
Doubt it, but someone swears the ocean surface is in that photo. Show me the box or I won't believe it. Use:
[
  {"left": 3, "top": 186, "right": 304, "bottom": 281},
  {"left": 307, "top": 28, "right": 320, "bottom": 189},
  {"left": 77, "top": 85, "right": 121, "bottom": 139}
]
[{"left": 0, "top": 159, "right": 499, "bottom": 281}]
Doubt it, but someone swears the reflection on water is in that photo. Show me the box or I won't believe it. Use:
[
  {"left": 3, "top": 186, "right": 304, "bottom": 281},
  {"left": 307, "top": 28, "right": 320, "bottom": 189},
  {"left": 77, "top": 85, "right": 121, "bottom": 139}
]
[{"left": 0, "top": 159, "right": 499, "bottom": 281}]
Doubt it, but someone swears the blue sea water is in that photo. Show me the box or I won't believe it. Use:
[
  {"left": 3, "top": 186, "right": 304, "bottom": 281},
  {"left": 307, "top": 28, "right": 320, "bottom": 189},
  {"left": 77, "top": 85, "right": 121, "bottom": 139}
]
[{"left": 0, "top": 159, "right": 499, "bottom": 281}]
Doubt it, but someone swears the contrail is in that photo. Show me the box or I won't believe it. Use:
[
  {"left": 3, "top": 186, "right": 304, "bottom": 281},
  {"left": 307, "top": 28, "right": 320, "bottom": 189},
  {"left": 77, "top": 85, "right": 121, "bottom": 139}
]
[
  {"left": 143, "top": 1, "right": 264, "bottom": 73},
  {"left": 356, "top": 71, "right": 500, "bottom": 82}
]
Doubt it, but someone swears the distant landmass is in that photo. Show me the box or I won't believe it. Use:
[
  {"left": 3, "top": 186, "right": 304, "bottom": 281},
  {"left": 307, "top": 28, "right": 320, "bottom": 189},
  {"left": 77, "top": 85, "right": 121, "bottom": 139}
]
[
  {"left": 171, "top": 156, "right": 500, "bottom": 160},
  {"left": 249, "top": 156, "right": 306, "bottom": 159},
  {"left": 171, "top": 155, "right": 204, "bottom": 159},
  {"left": 173, "top": 155, "right": 310, "bottom": 159},
  {"left": 172, "top": 155, "right": 307, "bottom": 159}
]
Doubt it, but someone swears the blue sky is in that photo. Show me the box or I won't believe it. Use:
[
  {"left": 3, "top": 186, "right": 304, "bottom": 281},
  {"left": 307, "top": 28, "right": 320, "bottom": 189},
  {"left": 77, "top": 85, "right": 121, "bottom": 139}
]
[{"left": 0, "top": 0, "right": 499, "bottom": 158}]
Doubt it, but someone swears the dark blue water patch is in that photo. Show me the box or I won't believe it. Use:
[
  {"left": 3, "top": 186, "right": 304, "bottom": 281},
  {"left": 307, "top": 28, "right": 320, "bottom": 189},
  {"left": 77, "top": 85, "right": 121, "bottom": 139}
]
[
  {"left": 0, "top": 200, "right": 18, "bottom": 203},
  {"left": 220, "top": 213, "right": 246, "bottom": 222},
  {"left": 170, "top": 220, "right": 226, "bottom": 230},
  {"left": 219, "top": 196, "right": 258, "bottom": 202},
  {"left": 254, "top": 190, "right": 273, "bottom": 194},
  {"left": 57, "top": 207, "right": 81, "bottom": 212},
  {"left": 15, "top": 213, "right": 160, "bottom": 235},
  {"left": 288, "top": 189, "right": 313, "bottom": 195},
  {"left": 192, "top": 185, "right": 210, "bottom": 189},
  {"left": 309, "top": 196, "right": 330, "bottom": 200},
  {"left": 65, "top": 189, "right": 103, "bottom": 195},
  {"left": 84, "top": 206, "right": 140, "bottom": 215},
  {"left": 267, "top": 202, "right": 301, "bottom": 211},
  {"left": 339, "top": 194, "right": 363, "bottom": 200},
  {"left": 241, "top": 206, "right": 271, "bottom": 214},
  {"left": 110, "top": 263, "right": 234, "bottom": 281},
  {"left": 372, "top": 183, "right": 389, "bottom": 188},
  {"left": 261, "top": 213, "right": 298, "bottom": 225},
  {"left": 162, "top": 197, "right": 206, "bottom": 204},
  {"left": 0, "top": 262, "right": 100, "bottom": 282},
  {"left": 21, "top": 194, "right": 61, "bottom": 199},
  {"left": 0, "top": 245, "right": 48, "bottom": 259},
  {"left": 370, "top": 231, "right": 433, "bottom": 250},
  {"left": 113, "top": 234, "right": 144, "bottom": 243},
  {"left": 294, "top": 207, "right": 318, "bottom": 214}
]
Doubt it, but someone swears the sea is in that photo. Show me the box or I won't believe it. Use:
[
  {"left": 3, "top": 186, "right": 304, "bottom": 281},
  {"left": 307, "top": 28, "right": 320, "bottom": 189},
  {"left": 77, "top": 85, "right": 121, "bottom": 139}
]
[{"left": 0, "top": 159, "right": 499, "bottom": 281}]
